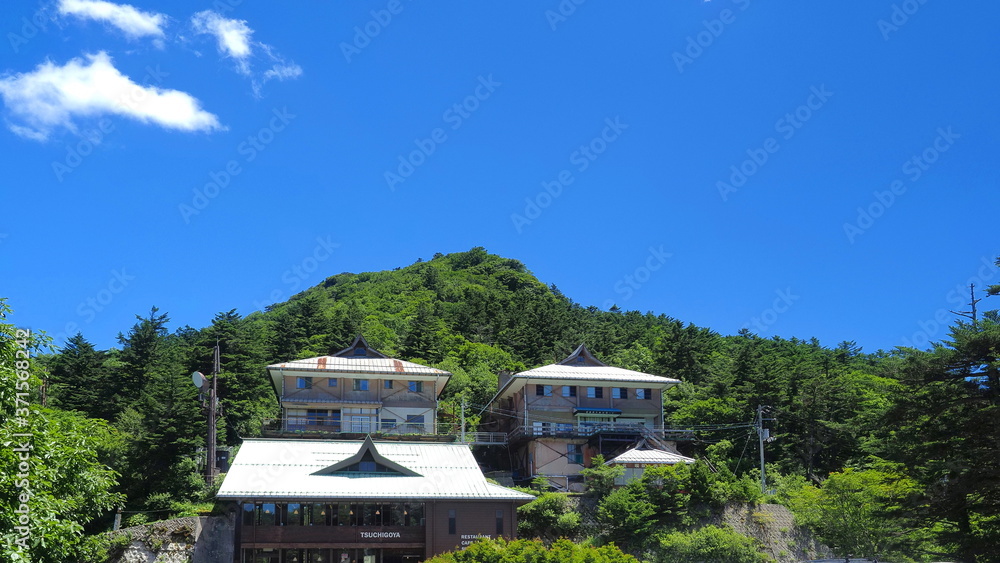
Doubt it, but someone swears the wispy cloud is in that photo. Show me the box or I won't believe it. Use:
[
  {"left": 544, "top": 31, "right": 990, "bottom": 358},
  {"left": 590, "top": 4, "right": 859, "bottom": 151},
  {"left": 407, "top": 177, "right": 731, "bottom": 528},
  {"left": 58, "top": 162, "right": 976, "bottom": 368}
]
[
  {"left": 190, "top": 10, "right": 302, "bottom": 96},
  {"left": 58, "top": 0, "right": 167, "bottom": 40},
  {"left": 0, "top": 51, "right": 223, "bottom": 141},
  {"left": 191, "top": 10, "right": 253, "bottom": 72}
]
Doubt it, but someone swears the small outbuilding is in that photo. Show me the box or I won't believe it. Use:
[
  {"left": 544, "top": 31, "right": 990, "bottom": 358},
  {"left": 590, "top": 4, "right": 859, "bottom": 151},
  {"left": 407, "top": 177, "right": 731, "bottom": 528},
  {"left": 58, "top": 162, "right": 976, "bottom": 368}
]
[{"left": 606, "top": 444, "right": 696, "bottom": 486}]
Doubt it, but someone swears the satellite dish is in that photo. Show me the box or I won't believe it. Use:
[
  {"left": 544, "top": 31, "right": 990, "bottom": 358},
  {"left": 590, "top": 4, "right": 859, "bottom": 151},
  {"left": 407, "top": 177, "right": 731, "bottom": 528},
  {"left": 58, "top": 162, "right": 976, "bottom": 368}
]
[{"left": 192, "top": 371, "right": 207, "bottom": 390}]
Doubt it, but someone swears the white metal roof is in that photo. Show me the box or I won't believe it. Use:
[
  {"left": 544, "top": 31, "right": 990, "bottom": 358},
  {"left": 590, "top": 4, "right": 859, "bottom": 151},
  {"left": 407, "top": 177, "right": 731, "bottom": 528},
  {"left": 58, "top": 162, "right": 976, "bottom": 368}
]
[
  {"left": 607, "top": 447, "right": 695, "bottom": 465},
  {"left": 267, "top": 356, "right": 451, "bottom": 398},
  {"left": 216, "top": 439, "right": 535, "bottom": 502},
  {"left": 516, "top": 363, "right": 678, "bottom": 384},
  {"left": 268, "top": 356, "right": 449, "bottom": 377}
]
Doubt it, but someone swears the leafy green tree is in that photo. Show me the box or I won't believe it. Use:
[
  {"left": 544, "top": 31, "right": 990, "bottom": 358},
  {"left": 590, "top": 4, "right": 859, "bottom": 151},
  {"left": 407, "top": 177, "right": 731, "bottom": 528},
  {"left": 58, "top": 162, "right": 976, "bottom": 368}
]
[
  {"left": 580, "top": 454, "right": 624, "bottom": 498},
  {"left": 0, "top": 299, "right": 125, "bottom": 563},
  {"left": 653, "top": 525, "right": 771, "bottom": 563},
  {"left": 424, "top": 538, "right": 638, "bottom": 563},
  {"left": 516, "top": 492, "right": 580, "bottom": 540},
  {"left": 785, "top": 467, "right": 919, "bottom": 559},
  {"left": 597, "top": 481, "right": 657, "bottom": 548}
]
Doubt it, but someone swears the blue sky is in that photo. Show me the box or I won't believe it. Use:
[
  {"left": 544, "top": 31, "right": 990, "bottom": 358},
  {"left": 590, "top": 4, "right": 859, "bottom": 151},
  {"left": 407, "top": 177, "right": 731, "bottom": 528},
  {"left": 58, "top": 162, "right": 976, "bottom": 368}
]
[{"left": 1, "top": 0, "right": 997, "bottom": 355}]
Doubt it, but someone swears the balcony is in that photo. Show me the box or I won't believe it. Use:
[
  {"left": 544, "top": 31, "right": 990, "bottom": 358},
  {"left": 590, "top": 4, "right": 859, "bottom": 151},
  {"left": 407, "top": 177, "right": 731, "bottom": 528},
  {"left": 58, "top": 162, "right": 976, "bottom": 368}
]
[
  {"left": 259, "top": 418, "right": 507, "bottom": 445},
  {"left": 508, "top": 422, "right": 694, "bottom": 442}
]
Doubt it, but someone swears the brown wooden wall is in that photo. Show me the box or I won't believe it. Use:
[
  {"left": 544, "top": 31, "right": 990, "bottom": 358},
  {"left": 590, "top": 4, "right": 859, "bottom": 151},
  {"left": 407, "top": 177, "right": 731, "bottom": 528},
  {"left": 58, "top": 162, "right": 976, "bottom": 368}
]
[{"left": 425, "top": 500, "right": 517, "bottom": 556}]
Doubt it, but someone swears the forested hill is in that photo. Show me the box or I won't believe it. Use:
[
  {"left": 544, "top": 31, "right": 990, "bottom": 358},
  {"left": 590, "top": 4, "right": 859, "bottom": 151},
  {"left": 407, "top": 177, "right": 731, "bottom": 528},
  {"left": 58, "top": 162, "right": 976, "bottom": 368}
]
[{"left": 6, "top": 248, "right": 1000, "bottom": 561}]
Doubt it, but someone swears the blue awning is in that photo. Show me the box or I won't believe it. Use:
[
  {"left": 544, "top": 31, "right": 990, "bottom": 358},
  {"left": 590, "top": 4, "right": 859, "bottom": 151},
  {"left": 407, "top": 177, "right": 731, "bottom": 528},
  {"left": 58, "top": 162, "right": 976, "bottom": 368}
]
[{"left": 573, "top": 408, "right": 622, "bottom": 416}]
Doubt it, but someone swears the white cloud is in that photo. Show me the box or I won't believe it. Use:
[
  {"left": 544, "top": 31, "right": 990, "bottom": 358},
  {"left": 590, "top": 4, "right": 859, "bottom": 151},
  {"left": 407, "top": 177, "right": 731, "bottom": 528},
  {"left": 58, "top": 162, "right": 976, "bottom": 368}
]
[
  {"left": 191, "top": 10, "right": 253, "bottom": 71},
  {"left": 264, "top": 63, "right": 303, "bottom": 82},
  {"left": 190, "top": 11, "right": 302, "bottom": 96},
  {"left": 0, "top": 51, "right": 223, "bottom": 140},
  {"left": 58, "top": 0, "right": 167, "bottom": 39}
]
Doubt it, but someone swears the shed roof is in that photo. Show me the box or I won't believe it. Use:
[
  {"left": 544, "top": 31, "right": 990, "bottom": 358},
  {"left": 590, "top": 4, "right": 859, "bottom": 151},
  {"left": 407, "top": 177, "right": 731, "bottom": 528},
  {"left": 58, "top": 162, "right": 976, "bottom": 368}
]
[{"left": 217, "top": 438, "right": 535, "bottom": 502}]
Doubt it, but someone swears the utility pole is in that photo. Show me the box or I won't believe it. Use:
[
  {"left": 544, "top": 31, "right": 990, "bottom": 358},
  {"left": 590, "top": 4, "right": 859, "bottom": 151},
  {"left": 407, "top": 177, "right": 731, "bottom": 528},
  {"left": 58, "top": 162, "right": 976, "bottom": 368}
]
[
  {"left": 206, "top": 342, "right": 219, "bottom": 487},
  {"left": 756, "top": 405, "right": 773, "bottom": 495},
  {"left": 461, "top": 396, "right": 467, "bottom": 443}
]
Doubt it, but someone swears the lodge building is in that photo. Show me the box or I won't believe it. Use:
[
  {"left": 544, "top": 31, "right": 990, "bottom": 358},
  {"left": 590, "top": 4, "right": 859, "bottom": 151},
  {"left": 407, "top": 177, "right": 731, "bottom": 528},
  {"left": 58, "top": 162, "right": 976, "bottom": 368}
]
[
  {"left": 264, "top": 335, "right": 450, "bottom": 437},
  {"left": 218, "top": 436, "right": 534, "bottom": 562},
  {"left": 482, "top": 344, "right": 685, "bottom": 490}
]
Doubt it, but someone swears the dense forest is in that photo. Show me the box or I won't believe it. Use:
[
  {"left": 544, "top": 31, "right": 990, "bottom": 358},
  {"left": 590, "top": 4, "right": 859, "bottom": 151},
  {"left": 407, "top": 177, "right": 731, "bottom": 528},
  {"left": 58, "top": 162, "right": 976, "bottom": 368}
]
[{"left": 2, "top": 247, "right": 999, "bottom": 562}]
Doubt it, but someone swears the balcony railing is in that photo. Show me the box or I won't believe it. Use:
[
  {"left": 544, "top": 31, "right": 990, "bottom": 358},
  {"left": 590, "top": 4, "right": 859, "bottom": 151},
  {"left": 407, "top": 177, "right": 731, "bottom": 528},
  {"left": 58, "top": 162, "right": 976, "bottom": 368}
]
[
  {"left": 508, "top": 422, "right": 695, "bottom": 441},
  {"left": 259, "top": 418, "right": 507, "bottom": 445}
]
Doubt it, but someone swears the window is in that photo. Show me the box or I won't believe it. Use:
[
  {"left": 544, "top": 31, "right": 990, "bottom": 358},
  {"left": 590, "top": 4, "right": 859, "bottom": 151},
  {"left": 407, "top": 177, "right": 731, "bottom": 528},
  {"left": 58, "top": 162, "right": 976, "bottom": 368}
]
[
  {"left": 496, "top": 510, "right": 504, "bottom": 536},
  {"left": 556, "top": 422, "right": 574, "bottom": 434},
  {"left": 408, "top": 381, "right": 423, "bottom": 393},
  {"left": 536, "top": 384, "right": 552, "bottom": 396},
  {"left": 381, "top": 418, "right": 397, "bottom": 431},
  {"left": 296, "top": 377, "right": 312, "bottom": 389},
  {"left": 384, "top": 380, "right": 393, "bottom": 389},
  {"left": 448, "top": 509, "right": 456, "bottom": 534},
  {"left": 568, "top": 444, "right": 584, "bottom": 464},
  {"left": 532, "top": 421, "right": 552, "bottom": 436},
  {"left": 612, "top": 387, "right": 628, "bottom": 399},
  {"left": 306, "top": 409, "right": 327, "bottom": 425},
  {"left": 636, "top": 388, "right": 653, "bottom": 400},
  {"left": 586, "top": 386, "right": 603, "bottom": 398},
  {"left": 562, "top": 385, "right": 576, "bottom": 397},
  {"left": 286, "top": 503, "right": 303, "bottom": 526},
  {"left": 353, "top": 379, "right": 369, "bottom": 391},
  {"left": 405, "top": 414, "right": 425, "bottom": 433},
  {"left": 259, "top": 503, "right": 276, "bottom": 526},
  {"left": 327, "top": 378, "right": 337, "bottom": 387},
  {"left": 242, "top": 503, "right": 255, "bottom": 526}
]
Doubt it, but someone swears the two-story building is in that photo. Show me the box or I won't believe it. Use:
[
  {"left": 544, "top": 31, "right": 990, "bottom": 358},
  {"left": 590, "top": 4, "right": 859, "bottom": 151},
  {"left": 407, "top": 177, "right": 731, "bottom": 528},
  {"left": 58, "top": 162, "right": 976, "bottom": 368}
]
[
  {"left": 482, "top": 344, "right": 682, "bottom": 490},
  {"left": 266, "top": 335, "right": 450, "bottom": 436}
]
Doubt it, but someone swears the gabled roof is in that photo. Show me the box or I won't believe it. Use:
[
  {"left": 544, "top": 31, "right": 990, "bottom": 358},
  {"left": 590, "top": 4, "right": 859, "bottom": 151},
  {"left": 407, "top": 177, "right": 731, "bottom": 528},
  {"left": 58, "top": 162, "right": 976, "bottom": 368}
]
[
  {"left": 312, "top": 435, "right": 420, "bottom": 477},
  {"left": 333, "top": 334, "right": 388, "bottom": 359},
  {"left": 607, "top": 446, "right": 695, "bottom": 466},
  {"left": 216, "top": 438, "right": 535, "bottom": 502},
  {"left": 489, "top": 344, "right": 679, "bottom": 402},
  {"left": 558, "top": 344, "right": 607, "bottom": 366}
]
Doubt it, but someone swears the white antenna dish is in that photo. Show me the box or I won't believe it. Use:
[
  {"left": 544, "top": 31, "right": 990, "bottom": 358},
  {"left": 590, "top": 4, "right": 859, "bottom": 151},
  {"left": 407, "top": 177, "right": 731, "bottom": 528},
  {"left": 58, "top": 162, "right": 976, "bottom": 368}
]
[{"left": 192, "top": 371, "right": 207, "bottom": 390}]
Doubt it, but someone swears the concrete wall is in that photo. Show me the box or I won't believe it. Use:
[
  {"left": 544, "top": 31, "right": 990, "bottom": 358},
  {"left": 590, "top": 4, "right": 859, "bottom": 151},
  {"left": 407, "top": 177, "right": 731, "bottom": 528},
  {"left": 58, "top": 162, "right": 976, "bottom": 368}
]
[{"left": 108, "top": 515, "right": 234, "bottom": 563}]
